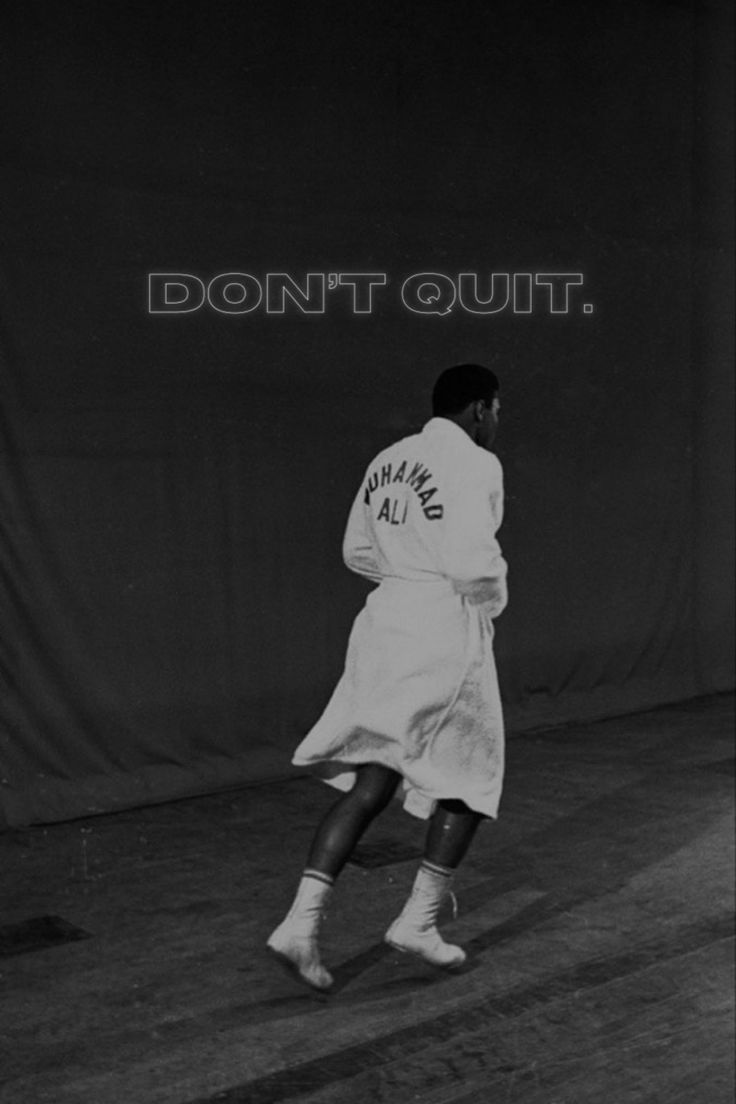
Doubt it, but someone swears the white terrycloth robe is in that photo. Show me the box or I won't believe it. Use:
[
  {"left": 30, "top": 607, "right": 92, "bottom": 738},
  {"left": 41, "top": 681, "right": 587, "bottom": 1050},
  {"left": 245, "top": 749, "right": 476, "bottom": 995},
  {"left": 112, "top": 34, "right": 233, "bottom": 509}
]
[{"left": 293, "top": 417, "right": 508, "bottom": 819}]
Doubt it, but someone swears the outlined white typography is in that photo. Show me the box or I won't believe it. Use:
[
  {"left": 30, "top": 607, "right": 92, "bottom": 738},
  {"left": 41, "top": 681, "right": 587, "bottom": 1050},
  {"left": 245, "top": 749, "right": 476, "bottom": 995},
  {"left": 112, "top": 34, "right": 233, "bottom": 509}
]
[{"left": 147, "top": 272, "right": 594, "bottom": 315}]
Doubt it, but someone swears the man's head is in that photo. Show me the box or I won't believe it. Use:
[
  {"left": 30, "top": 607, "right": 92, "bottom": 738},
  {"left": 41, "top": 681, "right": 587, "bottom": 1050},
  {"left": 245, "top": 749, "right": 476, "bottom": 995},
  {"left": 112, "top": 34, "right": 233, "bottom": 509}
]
[{"left": 432, "top": 363, "right": 501, "bottom": 450}]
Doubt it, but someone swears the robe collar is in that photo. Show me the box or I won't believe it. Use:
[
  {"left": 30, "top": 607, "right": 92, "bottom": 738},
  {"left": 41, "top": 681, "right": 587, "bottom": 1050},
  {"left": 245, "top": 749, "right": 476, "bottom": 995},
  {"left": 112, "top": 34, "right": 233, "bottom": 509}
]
[{"left": 422, "top": 416, "right": 477, "bottom": 449}]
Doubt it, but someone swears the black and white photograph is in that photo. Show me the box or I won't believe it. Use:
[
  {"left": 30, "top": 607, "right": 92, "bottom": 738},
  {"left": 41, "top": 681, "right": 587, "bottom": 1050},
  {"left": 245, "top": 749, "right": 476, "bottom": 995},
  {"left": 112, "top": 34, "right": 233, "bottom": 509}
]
[{"left": 0, "top": 1, "right": 733, "bottom": 1101}]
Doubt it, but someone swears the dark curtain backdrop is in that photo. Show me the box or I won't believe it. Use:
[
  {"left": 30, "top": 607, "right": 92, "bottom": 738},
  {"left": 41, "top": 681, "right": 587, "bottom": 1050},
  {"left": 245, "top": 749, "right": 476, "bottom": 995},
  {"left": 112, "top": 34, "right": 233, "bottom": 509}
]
[{"left": 0, "top": 1, "right": 733, "bottom": 826}]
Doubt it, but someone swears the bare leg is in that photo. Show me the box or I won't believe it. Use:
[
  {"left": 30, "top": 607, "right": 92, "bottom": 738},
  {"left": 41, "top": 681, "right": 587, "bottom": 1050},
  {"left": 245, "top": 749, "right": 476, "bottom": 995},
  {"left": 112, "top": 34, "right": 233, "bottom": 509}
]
[
  {"left": 267, "top": 763, "right": 400, "bottom": 989},
  {"left": 306, "top": 763, "right": 402, "bottom": 878},
  {"left": 386, "top": 799, "right": 486, "bottom": 968},
  {"left": 424, "top": 798, "right": 485, "bottom": 869}
]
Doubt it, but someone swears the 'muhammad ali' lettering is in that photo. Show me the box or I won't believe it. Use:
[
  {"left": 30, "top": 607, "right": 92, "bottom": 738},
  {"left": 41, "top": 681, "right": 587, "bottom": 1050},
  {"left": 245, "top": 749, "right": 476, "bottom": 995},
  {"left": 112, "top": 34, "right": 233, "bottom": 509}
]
[{"left": 364, "top": 459, "right": 444, "bottom": 523}]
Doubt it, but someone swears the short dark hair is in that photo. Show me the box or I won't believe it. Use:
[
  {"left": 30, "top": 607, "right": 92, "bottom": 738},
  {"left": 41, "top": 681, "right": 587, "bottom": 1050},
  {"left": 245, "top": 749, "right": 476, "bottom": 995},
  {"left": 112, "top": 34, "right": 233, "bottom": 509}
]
[{"left": 432, "top": 363, "right": 499, "bottom": 416}]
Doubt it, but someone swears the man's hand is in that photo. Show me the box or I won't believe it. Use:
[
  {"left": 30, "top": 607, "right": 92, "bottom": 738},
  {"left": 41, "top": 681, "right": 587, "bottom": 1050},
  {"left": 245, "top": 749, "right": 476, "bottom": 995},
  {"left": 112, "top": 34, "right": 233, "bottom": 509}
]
[{"left": 452, "top": 576, "right": 507, "bottom": 616}]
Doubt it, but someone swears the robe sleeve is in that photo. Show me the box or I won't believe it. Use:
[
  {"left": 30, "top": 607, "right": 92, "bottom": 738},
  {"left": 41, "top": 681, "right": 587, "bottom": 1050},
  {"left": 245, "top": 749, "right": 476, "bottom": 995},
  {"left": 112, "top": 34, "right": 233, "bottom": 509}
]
[
  {"left": 438, "top": 457, "right": 508, "bottom": 615},
  {"left": 342, "top": 485, "right": 383, "bottom": 583}
]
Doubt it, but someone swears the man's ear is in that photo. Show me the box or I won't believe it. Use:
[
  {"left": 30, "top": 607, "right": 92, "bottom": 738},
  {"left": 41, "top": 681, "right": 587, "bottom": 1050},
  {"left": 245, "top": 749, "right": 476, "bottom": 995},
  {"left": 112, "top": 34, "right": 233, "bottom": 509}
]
[{"left": 473, "top": 400, "right": 485, "bottom": 423}]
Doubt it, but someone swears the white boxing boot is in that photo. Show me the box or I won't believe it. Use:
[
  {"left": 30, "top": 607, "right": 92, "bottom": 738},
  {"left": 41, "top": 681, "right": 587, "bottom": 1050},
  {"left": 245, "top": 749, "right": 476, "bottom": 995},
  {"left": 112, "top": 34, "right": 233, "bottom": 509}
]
[
  {"left": 266, "top": 870, "right": 334, "bottom": 990},
  {"left": 385, "top": 860, "right": 466, "bottom": 968}
]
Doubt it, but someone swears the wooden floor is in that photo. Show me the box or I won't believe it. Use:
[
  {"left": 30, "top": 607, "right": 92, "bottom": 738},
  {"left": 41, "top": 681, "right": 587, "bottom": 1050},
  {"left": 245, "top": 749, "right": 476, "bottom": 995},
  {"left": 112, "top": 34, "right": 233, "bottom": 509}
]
[{"left": 1, "top": 694, "right": 733, "bottom": 1103}]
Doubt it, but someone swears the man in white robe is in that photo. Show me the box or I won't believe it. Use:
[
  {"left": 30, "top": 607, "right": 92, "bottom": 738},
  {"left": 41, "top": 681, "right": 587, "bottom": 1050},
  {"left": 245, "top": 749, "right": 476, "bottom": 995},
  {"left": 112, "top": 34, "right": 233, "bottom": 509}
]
[{"left": 268, "top": 364, "right": 508, "bottom": 990}]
